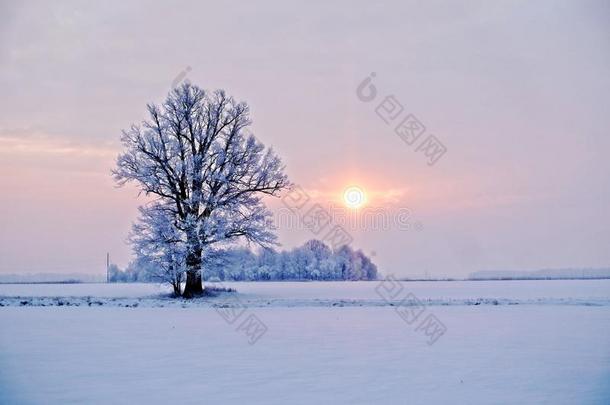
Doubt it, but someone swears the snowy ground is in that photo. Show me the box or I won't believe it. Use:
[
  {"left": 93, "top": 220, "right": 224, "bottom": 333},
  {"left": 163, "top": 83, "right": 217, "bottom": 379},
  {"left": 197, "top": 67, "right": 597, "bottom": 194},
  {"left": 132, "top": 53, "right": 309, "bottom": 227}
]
[
  {"left": 1, "top": 280, "right": 609, "bottom": 307},
  {"left": 1, "top": 281, "right": 609, "bottom": 404}
]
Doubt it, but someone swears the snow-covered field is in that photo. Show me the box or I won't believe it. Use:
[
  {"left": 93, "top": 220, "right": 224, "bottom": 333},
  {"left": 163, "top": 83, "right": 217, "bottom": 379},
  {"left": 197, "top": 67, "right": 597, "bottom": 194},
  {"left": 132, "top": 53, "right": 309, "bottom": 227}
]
[
  {"left": 1, "top": 280, "right": 609, "bottom": 404},
  {"left": 1, "top": 279, "right": 610, "bottom": 307}
]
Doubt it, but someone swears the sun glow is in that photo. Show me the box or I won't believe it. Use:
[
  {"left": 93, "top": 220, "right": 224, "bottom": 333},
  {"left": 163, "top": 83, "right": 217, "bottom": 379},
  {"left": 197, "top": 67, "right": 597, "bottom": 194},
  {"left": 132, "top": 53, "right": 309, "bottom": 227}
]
[{"left": 343, "top": 186, "right": 367, "bottom": 209}]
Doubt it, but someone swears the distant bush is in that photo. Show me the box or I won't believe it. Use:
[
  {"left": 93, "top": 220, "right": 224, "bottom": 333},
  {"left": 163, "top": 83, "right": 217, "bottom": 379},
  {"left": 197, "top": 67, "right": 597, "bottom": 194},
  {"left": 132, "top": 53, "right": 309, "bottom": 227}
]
[
  {"left": 110, "top": 239, "right": 378, "bottom": 283},
  {"left": 201, "top": 240, "right": 378, "bottom": 282}
]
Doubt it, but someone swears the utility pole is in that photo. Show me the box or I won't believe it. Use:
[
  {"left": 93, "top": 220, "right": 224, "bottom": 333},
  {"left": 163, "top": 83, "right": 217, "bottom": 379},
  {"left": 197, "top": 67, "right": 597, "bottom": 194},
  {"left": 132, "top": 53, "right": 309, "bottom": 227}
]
[{"left": 106, "top": 253, "right": 110, "bottom": 283}]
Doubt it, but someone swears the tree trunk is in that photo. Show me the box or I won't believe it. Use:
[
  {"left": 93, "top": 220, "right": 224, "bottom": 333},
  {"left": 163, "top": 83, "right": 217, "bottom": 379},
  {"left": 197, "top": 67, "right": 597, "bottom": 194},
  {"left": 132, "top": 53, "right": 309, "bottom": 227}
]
[
  {"left": 183, "top": 270, "right": 203, "bottom": 297},
  {"left": 183, "top": 246, "right": 204, "bottom": 298},
  {"left": 182, "top": 223, "right": 204, "bottom": 298}
]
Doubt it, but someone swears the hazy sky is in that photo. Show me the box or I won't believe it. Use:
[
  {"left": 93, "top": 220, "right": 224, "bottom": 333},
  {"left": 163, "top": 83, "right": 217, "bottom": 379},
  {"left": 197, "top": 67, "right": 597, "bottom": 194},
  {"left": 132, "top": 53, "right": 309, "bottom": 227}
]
[{"left": 1, "top": 0, "right": 609, "bottom": 278}]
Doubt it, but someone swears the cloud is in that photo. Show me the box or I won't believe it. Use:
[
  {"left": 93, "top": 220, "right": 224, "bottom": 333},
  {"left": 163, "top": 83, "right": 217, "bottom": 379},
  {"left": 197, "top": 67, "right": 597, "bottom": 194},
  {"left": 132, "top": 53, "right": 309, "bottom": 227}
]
[
  {"left": 298, "top": 185, "right": 409, "bottom": 206},
  {"left": 0, "top": 128, "right": 117, "bottom": 158}
]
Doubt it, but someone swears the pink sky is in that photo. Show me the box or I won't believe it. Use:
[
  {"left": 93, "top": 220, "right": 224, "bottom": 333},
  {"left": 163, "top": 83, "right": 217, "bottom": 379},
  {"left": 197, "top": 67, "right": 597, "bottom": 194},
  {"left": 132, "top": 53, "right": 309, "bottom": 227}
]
[{"left": 1, "top": 0, "right": 609, "bottom": 277}]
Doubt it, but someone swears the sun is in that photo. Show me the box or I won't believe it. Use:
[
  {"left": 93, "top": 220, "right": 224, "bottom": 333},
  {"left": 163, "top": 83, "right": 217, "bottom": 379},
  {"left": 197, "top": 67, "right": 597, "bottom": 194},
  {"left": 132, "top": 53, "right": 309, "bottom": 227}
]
[{"left": 343, "top": 186, "right": 367, "bottom": 209}]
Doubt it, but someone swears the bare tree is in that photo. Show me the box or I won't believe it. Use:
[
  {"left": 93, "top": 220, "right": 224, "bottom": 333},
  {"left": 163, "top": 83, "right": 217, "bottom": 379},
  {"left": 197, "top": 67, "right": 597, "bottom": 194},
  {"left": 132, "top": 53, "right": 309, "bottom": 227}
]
[{"left": 114, "top": 83, "right": 289, "bottom": 297}]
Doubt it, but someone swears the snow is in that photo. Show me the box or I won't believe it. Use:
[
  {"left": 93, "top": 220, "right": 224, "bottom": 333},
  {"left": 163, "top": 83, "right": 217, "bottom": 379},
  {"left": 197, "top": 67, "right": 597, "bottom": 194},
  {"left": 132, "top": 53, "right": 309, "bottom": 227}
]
[
  {"left": 1, "top": 280, "right": 609, "bottom": 306},
  {"left": 1, "top": 281, "right": 609, "bottom": 404},
  {"left": 215, "top": 279, "right": 610, "bottom": 301}
]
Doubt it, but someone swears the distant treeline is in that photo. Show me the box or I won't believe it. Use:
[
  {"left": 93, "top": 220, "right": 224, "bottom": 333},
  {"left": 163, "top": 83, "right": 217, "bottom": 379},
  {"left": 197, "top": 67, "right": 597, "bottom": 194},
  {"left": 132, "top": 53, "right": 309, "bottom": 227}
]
[
  {"left": 109, "top": 239, "right": 378, "bottom": 282},
  {"left": 469, "top": 268, "right": 610, "bottom": 280}
]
